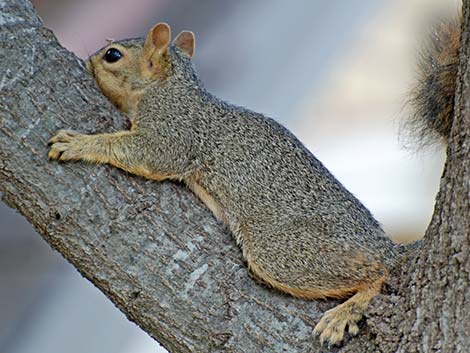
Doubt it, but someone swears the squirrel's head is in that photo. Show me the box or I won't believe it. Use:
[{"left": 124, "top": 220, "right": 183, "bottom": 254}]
[{"left": 86, "top": 23, "right": 195, "bottom": 116}]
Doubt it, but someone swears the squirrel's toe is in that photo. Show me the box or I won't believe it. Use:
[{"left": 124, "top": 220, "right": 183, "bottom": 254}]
[
  {"left": 314, "top": 309, "right": 347, "bottom": 346},
  {"left": 314, "top": 303, "right": 364, "bottom": 346},
  {"left": 48, "top": 130, "right": 80, "bottom": 145}
]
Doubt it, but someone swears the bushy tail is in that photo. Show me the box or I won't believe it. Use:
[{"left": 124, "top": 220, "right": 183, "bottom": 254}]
[{"left": 405, "top": 17, "right": 461, "bottom": 146}]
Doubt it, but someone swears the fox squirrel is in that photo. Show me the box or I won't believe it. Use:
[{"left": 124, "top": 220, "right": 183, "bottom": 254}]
[{"left": 48, "top": 18, "right": 456, "bottom": 346}]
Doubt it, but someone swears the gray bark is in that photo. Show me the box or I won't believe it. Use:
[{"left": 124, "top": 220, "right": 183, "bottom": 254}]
[{"left": 0, "top": 1, "right": 468, "bottom": 353}]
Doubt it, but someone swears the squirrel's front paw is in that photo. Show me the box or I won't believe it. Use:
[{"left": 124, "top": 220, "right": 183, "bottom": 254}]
[{"left": 48, "top": 130, "right": 86, "bottom": 161}]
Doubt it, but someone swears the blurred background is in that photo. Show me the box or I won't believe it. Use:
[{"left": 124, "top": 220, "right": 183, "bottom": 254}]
[{"left": 0, "top": 0, "right": 459, "bottom": 352}]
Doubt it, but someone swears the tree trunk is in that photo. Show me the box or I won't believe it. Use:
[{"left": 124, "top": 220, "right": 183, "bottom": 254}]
[{"left": 0, "top": 1, "right": 468, "bottom": 352}]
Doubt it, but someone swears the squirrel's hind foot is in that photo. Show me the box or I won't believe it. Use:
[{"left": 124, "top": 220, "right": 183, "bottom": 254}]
[
  {"left": 313, "top": 276, "right": 385, "bottom": 346},
  {"left": 313, "top": 299, "right": 363, "bottom": 345}
]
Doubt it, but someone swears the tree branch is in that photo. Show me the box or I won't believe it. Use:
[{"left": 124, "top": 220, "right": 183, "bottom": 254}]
[
  {"left": 1, "top": 1, "right": 468, "bottom": 353},
  {"left": 0, "top": 2, "right": 327, "bottom": 352}
]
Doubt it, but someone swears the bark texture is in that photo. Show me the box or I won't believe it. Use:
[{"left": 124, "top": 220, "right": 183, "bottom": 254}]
[{"left": 0, "top": 1, "right": 468, "bottom": 353}]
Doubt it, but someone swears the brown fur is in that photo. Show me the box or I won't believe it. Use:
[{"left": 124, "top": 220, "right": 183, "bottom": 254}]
[
  {"left": 247, "top": 259, "right": 383, "bottom": 301},
  {"left": 186, "top": 180, "right": 228, "bottom": 225}
]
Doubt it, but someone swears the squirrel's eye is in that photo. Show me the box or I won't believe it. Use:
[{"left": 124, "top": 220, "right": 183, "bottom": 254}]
[{"left": 103, "top": 48, "right": 122, "bottom": 63}]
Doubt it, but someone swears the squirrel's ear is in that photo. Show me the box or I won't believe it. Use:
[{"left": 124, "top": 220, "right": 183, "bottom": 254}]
[
  {"left": 144, "top": 23, "right": 171, "bottom": 59},
  {"left": 173, "top": 31, "right": 195, "bottom": 58}
]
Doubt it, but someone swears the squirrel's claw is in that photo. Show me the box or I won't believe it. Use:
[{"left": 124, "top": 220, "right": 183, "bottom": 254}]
[
  {"left": 48, "top": 130, "right": 84, "bottom": 161},
  {"left": 48, "top": 142, "right": 72, "bottom": 161},
  {"left": 47, "top": 145, "right": 62, "bottom": 160},
  {"left": 314, "top": 304, "right": 363, "bottom": 346},
  {"left": 48, "top": 130, "right": 80, "bottom": 145}
]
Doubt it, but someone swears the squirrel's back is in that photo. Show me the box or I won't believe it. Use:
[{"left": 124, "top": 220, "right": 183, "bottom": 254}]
[{"left": 139, "top": 50, "right": 404, "bottom": 270}]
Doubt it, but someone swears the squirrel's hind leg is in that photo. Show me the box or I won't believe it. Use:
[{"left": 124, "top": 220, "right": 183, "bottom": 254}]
[{"left": 313, "top": 275, "right": 386, "bottom": 346}]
